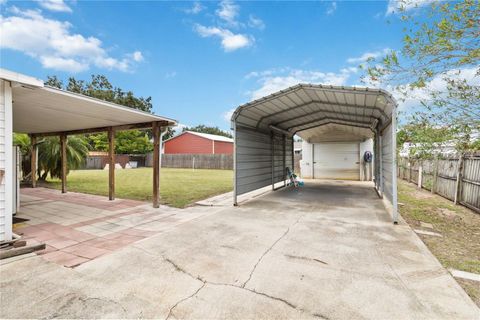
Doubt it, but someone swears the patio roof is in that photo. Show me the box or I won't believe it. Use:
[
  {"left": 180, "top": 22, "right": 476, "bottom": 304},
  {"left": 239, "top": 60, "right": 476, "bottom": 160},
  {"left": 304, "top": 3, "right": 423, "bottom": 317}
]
[
  {"left": 1, "top": 68, "right": 177, "bottom": 135},
  {"left": 12, "top": 85, "right": 176, "bottom": 134}
]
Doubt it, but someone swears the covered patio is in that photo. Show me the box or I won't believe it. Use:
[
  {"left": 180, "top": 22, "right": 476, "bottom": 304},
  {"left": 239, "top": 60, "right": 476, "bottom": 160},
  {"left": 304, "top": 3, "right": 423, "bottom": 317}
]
[{"left": 1, "top": 69, "right": 176, "bottom": 243}]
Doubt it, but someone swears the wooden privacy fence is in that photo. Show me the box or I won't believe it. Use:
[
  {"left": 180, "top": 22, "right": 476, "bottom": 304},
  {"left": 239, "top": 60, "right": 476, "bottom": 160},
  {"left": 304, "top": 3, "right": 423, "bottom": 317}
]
[
  {"left": 146, "top": 153, "right": 233, "bottom": 170},
  {"left": 398, "top": 155, "right": 480, "bottom": 213}
]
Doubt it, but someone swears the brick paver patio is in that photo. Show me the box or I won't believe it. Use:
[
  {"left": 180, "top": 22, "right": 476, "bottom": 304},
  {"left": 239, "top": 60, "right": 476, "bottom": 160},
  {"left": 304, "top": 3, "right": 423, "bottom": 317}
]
[{"left": 14, "top": 188, "right": 209, "bottom": 268}]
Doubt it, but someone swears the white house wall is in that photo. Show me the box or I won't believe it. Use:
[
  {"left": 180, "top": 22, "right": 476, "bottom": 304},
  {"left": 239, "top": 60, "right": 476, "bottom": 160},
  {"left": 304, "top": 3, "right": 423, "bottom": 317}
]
[
  {"left": 0, "top": 79, "right": 13, "bottom": 242},
  {"left": 300, "top": 141, "right": 313, "bottom": 178},
  {"left": 301, "top": 140, "right": 372, "bottom": 180},
  {"left": 359, "top": 139, "right": 373, "bottom": 181}
]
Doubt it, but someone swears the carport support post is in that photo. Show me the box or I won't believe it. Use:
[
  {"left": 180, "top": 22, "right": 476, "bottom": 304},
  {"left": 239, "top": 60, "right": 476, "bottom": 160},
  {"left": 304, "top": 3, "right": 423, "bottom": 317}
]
[
  {"left": 392, "top": 107, "right": 399, "bottom": 224},
  {"left": 283, "top": 134, "right": 286, "bottom": 186},
  {"left": 153, "top": 122, "right": 161, "bottom": 208},
  {"left": 291, "top": 139, "right": 294, "bottom": 175},
  {"left": 379, "top": 135, "right": 383, "bottom": 196},
  {"left": 30, "top": 134, "right": 37, "bottom": 188},
  {"left": 108, "top": 127, "right": 115, "bottom": 200},
  {"left": 233, "top": 122, "right": 237, "bottom": 206},
  {"left": 271, "top": 131, "right": 275, "bottom": 190},
  {"left": 60, "top": 134, "right": 67, "bottom": 193}
]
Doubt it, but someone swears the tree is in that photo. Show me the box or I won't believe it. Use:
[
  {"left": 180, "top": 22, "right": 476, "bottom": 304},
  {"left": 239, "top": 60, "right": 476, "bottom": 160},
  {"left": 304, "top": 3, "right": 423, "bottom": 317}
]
[
  {"left": 45, "top": 76, "right": 63, "bottom": 89},
  {"left": 13, "top": 133, "right": 33, "bottom": 178},
  {"left": 88, "top": 131, "right": 153, "bottom": 154},
  {"left": 397, "top": 121, "right": 455, "bottom": 158},
  {"left": 183, "top": 125, "right": 232, "bottom": 138},
  {"left": 46, "top": 74, "right": 153, "bottom": 113},
  {"left": 13, "top": 134, "right": 89, "bottom": 181},
  {"left": 364, "top": 0, "right": 480, "bottom": 153},
  {"left": 163, "top": 127, "right": 176, "bottom": 140}
]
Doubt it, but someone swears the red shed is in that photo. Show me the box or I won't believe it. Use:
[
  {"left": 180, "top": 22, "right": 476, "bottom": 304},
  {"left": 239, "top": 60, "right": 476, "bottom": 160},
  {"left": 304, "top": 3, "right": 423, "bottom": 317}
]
[{"left": 164, "top": 131, "right": 233, "bottom": 154}]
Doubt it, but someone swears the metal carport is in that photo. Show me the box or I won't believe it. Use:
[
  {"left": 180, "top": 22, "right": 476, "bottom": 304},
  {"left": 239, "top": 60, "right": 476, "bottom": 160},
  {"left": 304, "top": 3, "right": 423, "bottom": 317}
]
[{"left": 231, "top": 84, "right": 398, "bottom": 223}]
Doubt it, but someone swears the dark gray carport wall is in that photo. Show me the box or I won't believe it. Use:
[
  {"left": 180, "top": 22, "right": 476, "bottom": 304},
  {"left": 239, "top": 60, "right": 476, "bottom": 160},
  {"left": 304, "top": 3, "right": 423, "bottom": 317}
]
[{"left": 231, "top": 84, "right": 399, "bottom": 223}]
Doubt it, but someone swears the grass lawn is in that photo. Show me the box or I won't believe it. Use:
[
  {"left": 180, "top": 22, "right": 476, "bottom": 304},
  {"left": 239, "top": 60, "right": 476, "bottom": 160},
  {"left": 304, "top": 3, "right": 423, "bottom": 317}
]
[
  {"left": 44, "top": 168, "right": 233, "bottom": 208},
  {"left": 398, "top": 179, "right": 480, "bottom": 307}
]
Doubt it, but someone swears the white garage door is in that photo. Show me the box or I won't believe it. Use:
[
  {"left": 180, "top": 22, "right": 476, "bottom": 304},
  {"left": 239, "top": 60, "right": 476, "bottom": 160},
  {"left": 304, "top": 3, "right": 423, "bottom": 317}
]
[{"left": 313, "top": 142, "right": 360, "bottom": 180}]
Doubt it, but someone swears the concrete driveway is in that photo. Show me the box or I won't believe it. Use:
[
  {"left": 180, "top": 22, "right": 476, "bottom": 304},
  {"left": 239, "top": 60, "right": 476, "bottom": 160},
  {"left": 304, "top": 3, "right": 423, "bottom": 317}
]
[{"left": 1, "top": 180, "right": 478, "bottom": 319}]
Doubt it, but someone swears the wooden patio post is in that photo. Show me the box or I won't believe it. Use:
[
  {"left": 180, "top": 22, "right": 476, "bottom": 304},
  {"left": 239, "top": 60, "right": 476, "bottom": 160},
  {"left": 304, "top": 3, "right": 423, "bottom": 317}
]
[
  {"left": 60, "top": 134, "right": 67, "bottom": 193},
  {"left": 30, "top": 135, "right": 37, "bottom": 188},
  {"left": 152, "top": 122, "right": 160, "bottom": 208},
  {"left": 108, "top": 127, "right": 115, "bottom": 200}
]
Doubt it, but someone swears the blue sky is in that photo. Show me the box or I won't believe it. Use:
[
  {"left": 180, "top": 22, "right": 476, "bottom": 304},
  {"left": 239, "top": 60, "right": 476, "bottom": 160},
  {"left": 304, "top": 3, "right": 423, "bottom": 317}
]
[{"left": 1, "top": 0, "right": 428, "bottom": 131}]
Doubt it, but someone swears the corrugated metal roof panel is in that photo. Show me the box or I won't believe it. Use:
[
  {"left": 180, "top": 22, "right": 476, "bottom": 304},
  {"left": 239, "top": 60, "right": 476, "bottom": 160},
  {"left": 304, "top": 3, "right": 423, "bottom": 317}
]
[{"left": 232, "top": 84, "right": 394, "bottom": 141}]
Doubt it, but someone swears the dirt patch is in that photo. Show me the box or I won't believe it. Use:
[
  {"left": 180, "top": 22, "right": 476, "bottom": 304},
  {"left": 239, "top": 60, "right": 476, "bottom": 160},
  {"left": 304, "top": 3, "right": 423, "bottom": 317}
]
[
  {"left": 411, "top": 188, "right": 435, "bottom": 199},
  {"left": 398, "top": 180, "right": 480, "bottom": 307},
  {"left": 438, "top": 208, "right": 458, "bottom": 221}
]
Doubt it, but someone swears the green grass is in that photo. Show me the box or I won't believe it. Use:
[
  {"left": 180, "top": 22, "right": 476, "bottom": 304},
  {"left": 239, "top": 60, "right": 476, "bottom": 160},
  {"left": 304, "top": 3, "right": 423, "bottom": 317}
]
[{"left": 44, "top": 168, "right": 233, "bottom": 208}]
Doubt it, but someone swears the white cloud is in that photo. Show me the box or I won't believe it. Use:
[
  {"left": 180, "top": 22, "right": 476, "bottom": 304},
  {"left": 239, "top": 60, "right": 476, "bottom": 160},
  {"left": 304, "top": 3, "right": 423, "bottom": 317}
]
[
  {"left": 40, "top": 56, "right": 87, "bottom": 72},
  {"left": 184, "top": 1, "right": 204, "bottom": 14},
  {"left": 189, "top": 1, "right": 263, "bottom": 52},
  {"left": 35, "top": 0, "right": 72, "bottom": 13},
  {"left": 386, "top": 0, "right": 435, "bottom": 15},
  {"left": 362, "top": 66, "right": 480, "bottom": 114},
  {"left": 170, "top": 123, "right": 189, "bottom": 135},
  {"left": 195, "top": 24, "right": 252, "bottom": 52},
  {"left": 246, "top": 68, "right": 357, "bottom": 100},
  {"left": 347, "top": 48, "right": 391, "bottom": 64},
  {"left": 131, "top": 51, "right": 144, "bottom": 62},
  {"left": 164, "top": 71, "right": 177, "bottom": 79},
  {"left": 326, "top": 2, "right": 337, "bottom": 15},
  {"left": 392, "top": 67, "right": 480, "bottom": 112},
  {"left": 248, "top": 14, "right": 265, "bottom": 30},
  {"left": 0, "top": 9, "right": 143, "bottom": 73},
  {"left": 216, "top": 0, "right": 240, "bottom": 27},
  {"left": 223, "top": 108, "right": 236, "bottom": 122}
]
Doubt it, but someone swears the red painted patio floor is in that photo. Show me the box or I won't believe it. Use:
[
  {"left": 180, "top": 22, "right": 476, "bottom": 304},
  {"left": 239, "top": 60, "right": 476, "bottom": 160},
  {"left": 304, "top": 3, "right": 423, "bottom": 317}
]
[{"left": 14, "top": 188, "right": 183, "bottom": 268}]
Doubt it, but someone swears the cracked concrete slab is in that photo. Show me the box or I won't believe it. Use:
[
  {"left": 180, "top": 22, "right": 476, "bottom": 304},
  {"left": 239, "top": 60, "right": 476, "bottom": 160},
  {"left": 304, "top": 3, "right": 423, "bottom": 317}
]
[{"left": 1, "top": 180, "right": 478, "bottom": 319}]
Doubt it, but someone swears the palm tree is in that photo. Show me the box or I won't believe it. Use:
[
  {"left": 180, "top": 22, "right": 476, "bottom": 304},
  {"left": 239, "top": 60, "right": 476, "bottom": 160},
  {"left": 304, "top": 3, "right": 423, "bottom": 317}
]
[
  {"left": 13, "top": 133, "right": 32, "bottom": 178},
  {"left": 14, "top": 134, "right": 89, "bottom": 181},
  {"left": 37, "top": 135, "right": 89, "bottom": 180}
]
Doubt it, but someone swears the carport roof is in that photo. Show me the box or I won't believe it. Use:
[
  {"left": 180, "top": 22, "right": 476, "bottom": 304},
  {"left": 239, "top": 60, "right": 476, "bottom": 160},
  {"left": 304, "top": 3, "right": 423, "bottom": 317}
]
[{"left": 231, "top": 84, "right": 396, "bottom": 141}]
